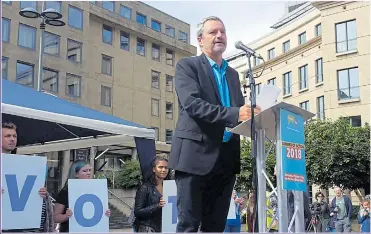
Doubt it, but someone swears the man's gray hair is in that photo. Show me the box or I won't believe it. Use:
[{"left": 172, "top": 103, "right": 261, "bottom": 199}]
[{"left": 196, "top": 16, "right": 224, "bottom": 38}]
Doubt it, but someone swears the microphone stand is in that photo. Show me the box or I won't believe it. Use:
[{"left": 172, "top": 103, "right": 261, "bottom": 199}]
[{"left": 242, "top": 53, "right": 259, "bottom": 233}]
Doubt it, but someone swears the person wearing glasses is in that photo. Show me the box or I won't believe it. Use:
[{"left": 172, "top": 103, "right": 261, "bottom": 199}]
[{"left": 312, "top": 191, "right": 330, "bottom": 232}]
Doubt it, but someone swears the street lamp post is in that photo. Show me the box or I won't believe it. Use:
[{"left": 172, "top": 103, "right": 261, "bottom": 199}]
[{"left": 19, "top": 3, "right": 65, "bottom": 92}]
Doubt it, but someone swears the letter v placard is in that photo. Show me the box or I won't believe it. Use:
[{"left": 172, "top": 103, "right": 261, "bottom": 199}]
[{"left": 1, "top": 154, "right": 47, "bottom": 230}]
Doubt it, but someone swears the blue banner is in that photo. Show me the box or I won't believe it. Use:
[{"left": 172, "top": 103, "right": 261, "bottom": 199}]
[{"left": 280, "top": 108, "right": 307, "bottom": 192}]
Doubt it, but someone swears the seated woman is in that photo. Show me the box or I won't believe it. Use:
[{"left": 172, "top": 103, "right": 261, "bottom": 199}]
[
  {"left": 53, "top": 160, "right": 111, "bottom": 232},
  {"left": 133, "top": 156, "right": 170, "bottom": 232}
]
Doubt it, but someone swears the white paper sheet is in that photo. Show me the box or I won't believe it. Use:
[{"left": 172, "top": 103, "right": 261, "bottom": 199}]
[
  {"left": 227, "top": 198, "right": 236, "bottom": 219},
  {"left": 256, "top": 84, "right": 281, "bottom": 111}
]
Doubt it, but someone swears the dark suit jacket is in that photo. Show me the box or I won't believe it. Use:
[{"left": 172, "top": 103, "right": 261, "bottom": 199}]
[{"left": 169, "top": 53, "right": 245, "bottom": 176}]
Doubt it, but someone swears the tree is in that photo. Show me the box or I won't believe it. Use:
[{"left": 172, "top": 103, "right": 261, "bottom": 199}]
[
  {"left": 305, "top": 118, "right": 370, "bottom": 191},
  {"left": 236, "top": 138, "right": 276, "bottom": 192},
  {"left": 116, "top": 160, "right": 142, "bottom": 189}
]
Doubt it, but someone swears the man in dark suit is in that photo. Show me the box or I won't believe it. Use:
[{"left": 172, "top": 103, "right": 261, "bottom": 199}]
[{"left": 169, "top": 16, "right": 260, "bottom": 232}]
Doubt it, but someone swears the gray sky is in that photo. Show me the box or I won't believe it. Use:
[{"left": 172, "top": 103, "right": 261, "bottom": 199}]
[{"left": 144, "top": 1, "right": 286, "bottom": 55}]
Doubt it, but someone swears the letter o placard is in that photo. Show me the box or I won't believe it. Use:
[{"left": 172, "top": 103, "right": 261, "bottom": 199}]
[{"left": 74, "top": 194, "right": 103, "bottom": 227}]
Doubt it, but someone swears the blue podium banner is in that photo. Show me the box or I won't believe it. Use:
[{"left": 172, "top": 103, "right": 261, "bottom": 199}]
[{"left": 280, "top": 108, "right": 307, "bottom": 192}]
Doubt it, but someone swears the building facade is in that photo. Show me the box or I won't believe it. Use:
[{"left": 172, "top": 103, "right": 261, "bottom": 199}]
[
  {"left": 2, "top": 1, "right": 196, "bottom": 196},
  {"left": 226, "top": 1, "right": 370, "bottom": 202}
]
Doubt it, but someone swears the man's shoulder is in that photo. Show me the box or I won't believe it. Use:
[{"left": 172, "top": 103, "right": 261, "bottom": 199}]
[{"left": 178, "top": 55, "right": 202, "bottom": 66}]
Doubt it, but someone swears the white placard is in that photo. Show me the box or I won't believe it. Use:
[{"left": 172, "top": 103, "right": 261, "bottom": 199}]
[
  {"left": 162, "top": 180, "right": 178, "bottom": 232},
  {"left": 1, "top": 154, "right": 47, "bottom": 230},
  {"left": 68, "top": 179, "right": 109, "bottom": 233},
  {"left": 227, "top": 197, "right": 236, "bottom": 219}
]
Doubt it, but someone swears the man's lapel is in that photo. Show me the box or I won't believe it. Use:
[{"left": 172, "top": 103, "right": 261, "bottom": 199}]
[
  {"left": 226, "top": 67, "right": 238, "bottom": 107},
  {"left": 200, "top": 54, "right": 222, "bottom": 104}
]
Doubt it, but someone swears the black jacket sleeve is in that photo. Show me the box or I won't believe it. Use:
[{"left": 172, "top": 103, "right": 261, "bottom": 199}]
[{"left": 133, "top": 184, "right": 161, "bottom": 219}]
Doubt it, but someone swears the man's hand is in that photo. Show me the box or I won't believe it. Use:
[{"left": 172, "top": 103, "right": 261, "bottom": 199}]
[
  {"left": 39, "top": 187, "right": 47, "bottom": 198},
  {"left": 239, "top": 104, "right": 261, "bottom": 122}
]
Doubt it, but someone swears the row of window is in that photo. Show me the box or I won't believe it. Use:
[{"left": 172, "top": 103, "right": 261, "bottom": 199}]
[
  {"left": 101, "top": 24, "right": 175, "bottom": 65},
  {"left": 151, "top": 71, "right": 174, "bottom": 92},
  {"left": 2, "top": 19, "right": 176, "bottom": 68},
  {"left": 256, "top": 19, "right": 356, "bottom": 65},
  {"left": 3, "top": 0, "right": 189, "bottom": 44},
  {"left": 151, "top": 98, "right": 174, "bottom": 120},
  {"left": 255, "top": 58, "right": 359, "bottom": 101},
  {"left": 93, "top": 1, "right": 189, "bottom": 43},
  {"left": 299, "top": 96, "right": 325, "bottom": 120},
  {"left": 151, "top": 127, "right": 173, "bottom": 144}
]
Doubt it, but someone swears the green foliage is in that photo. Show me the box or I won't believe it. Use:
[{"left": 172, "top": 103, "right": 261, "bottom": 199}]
[
  {"left": 116, "top": 160, "right": 142, "bottom": 189},
  {"left": 237, "top": 138, "right": 276, "bottom": 192},
  {"left": 305, "top": 118, "right": 370, "bottom": 190}
]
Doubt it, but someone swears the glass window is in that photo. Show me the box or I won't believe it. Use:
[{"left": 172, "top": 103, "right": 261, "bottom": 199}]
[
  {"left": 254, "top": 57, "right": 260, "bottom": 67},
  {"left": 151, "top": 70, "right": 160, "bottom": 89},
  {"left": 68, "top": 5, "right": 83, "bottom": 29},
  {"left": 151, "top": 98, "right": 159, "bottom": 116},
  {"left": 317, "top": 96, "right": 325, "bottom": 120},
  {"left": 44, "top": 32, "right": 60, "bottom": 55},
  {"left": 151, "top": 20, "right": 161, "bottom": 32},
  {"left": 165, "top": 25, "right": 175, "bottom": 38},
  {"left": 283, "top": 72, "right": 292, "bottom": 95},
  {"left": 283, "top": 40, "right": 290, "bottom": 53},
  {"left": 166, "top": 102, "right": 173, "bottom": 119},
  {"left": 102, "top": 24, "right": 113, "bottom": 44},
  {"left": 42, "top": 68, "right": 58, "bottom": 93},
  {"left": 179, "top": 31, "right": 188, "bottom": 43},
  {"left": 120, "top": 5, "right": 131, "bottom": 19},
  {"left": 2, "top": 18, "right": 10, "bottom": 42},
  {"left": 268, "top": 78, "right": 276, "bottom": 86},
  {"left": 3, "top": 1, "right": 11, "bottom": 4},
  {"left": 152, "top": 44, "right": 161, "bottom": 61},
  {"left": 101, "top": 55, "right": 112, "bottom": 76},
  {"left": 137, "top": 38, "right": 145, "bottom": 56},
  {"left": 165, "top": 130, "right": 173, "bottom": 144},
  {"left": 120, "top": 31, "right": 130, "bottom": 51},
  {"left": 102, "top": 1, "right": 114, "bottom": 12},
  {"left": 2, "top": 57, "right": 8, "bottom": 80},
  {"left": 268, "top": 48, "right": 275, "bottom": 60},
  {"left": 336, "top": 20, "right": 357, "bottom": 53},
  {"left": 299, "top": 64, "right": 308, "bottom": 90},
  {"left": 16, "top": 62, "right": 34, "bottom": 87},
  {"left": 337, "top": 67, "right": 359, "bottom": 100},
  {"left": 299, "top": 32, "right": 306, "bottom": 45},
  {"left": 20, "top": 1, "right": 37, "bottom": 10},
  {"left": 349, "top": 116, "right": 361, "bottom": 127},
  {"left": 66, "top": 73, "right": 81, "bottom": 97},
  {"left": 255, "top": 83, "right": 261, "bottom": 95},
  {"left": 101, "top": 86, "right": 112, "bottom": 107},
  {"left": 166, "top": 49, "right": 174, "bottom": 66},
  {"left": 300, "top": 101, "right": 309, "bottom": 111},
  {"left": 315, "top": 58, "right": 323, "bottom": 83},
  {"left": 136, "top": 13, "right": 146, "bottom": 25},
  {"left": 67, "top": 39, "right": 82, "bottom": 63},
  {"left": 18, "top": 24, "right": 36, "bottom": 49},
  {"left": 45, "top": 1, "right": 61, "bottom": 13},
  {"left": 166, "top": 75, "right": 173, "bottom": 92},
  {"left": 315, "top": 23, "right": 322, "bottom": 36}
]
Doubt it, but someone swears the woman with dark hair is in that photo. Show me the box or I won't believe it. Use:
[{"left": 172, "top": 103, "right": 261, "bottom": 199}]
[
  {"left": 53, "top": 160, "right": 111, "bottom": 232},
  {"left": 133, "top": 156, "right": 170, "bottom": 232},
  {"left": 312, "top": 191, "right": 330, "bottom": 232}
]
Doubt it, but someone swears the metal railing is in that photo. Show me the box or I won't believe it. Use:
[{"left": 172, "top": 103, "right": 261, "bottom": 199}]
[{"left": 108, "top": 189, "right": 133, "bottom": 209}]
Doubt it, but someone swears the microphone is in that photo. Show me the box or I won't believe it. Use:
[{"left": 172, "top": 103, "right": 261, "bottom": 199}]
[{"left": 235, "top": 41, "right": 262, "bottom": 59}]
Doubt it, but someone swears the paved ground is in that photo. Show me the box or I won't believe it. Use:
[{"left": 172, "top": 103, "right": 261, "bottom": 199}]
[{"left": 110, "top": 224, "right": 248, "bottom": 232}]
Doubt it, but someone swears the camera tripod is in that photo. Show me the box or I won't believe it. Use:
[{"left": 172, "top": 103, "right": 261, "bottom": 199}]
[{"left": 306, "top": 214, "right": 325, "bottom": 233}]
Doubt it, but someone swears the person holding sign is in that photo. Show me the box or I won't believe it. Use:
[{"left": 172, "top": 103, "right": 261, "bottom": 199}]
[
  {"left": 1, "top": 122, "right": 53, "bottom": 233},
  {"left": 133, "top": 156, "right": 171, "bottom": 232},
  {"left": 224, "top": 190, "right": 244, "bottom": 232},
  {"left": 168, "top": 16, "right": 260, "bottom": 232},
  {"left": 53, "top": 160, "right": 111, "bottom": 232}
]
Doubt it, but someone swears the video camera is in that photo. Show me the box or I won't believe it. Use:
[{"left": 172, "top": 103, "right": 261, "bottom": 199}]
[{"left": 309, "top": 202, "right": 322, "bottom": 215}]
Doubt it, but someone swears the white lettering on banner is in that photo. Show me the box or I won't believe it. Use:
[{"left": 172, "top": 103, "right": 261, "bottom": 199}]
[
  {"left": 162, "top": 180, "right": 178, "bottom": 232},
  {"left": 1, "top": 154, "right": 47, "bottom": 230},
  {"left": 68, "top": 179, "right": 109, "bottom": 233}
]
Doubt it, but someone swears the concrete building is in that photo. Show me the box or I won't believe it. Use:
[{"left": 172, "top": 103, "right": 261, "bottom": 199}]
[
  {"left": 2, "top": 1, "right": 196, "bottom": 196},
  {"left": 226, "top": 1, "right": 370, "bottom": 202}
]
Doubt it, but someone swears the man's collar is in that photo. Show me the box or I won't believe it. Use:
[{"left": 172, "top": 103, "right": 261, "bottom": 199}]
[{"left": 205, "top": 54, "right": 228, "bottom": 69}]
